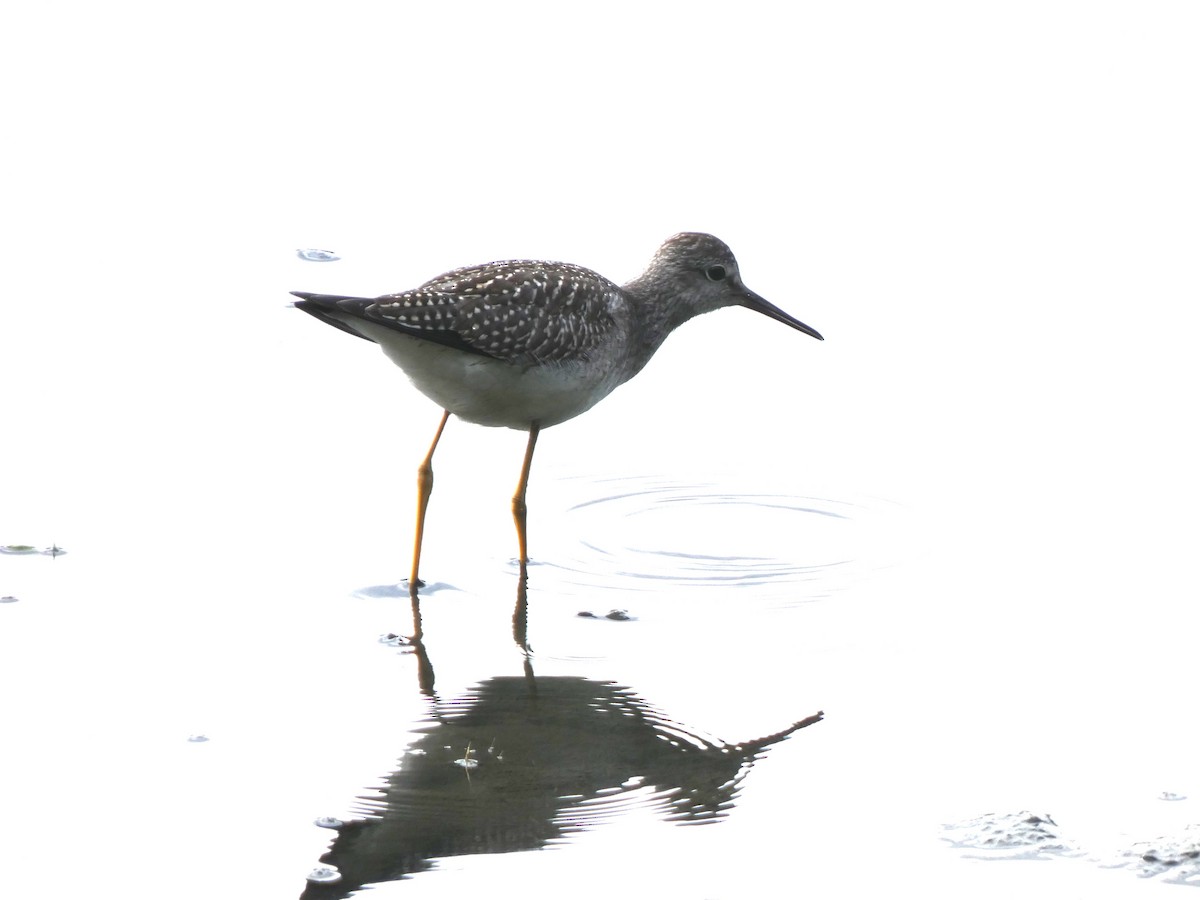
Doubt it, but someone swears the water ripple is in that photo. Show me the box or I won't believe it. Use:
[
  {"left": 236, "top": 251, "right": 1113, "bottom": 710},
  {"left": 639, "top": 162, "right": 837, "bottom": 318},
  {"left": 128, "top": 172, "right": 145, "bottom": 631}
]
[{"left": 537, "top": 475, "right": 897, "bottom": 602}]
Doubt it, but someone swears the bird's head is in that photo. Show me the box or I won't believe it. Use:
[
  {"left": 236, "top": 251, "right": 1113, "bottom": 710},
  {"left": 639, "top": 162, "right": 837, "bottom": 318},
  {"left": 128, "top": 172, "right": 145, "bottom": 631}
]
[{"left": 647, "top": 233, "right": 823, "bottom": 340}]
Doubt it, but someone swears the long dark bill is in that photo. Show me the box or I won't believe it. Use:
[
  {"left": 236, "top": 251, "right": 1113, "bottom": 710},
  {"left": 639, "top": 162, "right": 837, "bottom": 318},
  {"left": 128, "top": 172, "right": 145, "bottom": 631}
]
[{"left": 741, "top": 289, "right": 824, "bottom": 341}]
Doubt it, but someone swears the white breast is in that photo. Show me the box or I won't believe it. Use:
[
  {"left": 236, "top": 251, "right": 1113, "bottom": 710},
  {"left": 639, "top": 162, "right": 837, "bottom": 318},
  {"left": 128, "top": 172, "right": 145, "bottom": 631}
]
[{"left": 346, "top": 319, "right": 628, "bottom": 429}]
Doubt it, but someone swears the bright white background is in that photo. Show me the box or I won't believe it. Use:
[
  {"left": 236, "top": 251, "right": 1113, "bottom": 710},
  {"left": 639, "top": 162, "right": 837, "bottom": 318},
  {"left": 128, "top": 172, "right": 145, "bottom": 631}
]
[{"left": 2, "top": 2, "right": 1198, "bottom": 898}]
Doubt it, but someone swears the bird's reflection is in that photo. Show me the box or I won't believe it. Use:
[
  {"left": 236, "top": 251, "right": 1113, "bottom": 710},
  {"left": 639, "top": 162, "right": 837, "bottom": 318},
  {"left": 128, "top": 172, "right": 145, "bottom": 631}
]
[
  {"left": 302, "top": 675, "right": 821, "bottom": 898},
  {"left": 306, "top": 578, "right": 822, "bottom": 897}
]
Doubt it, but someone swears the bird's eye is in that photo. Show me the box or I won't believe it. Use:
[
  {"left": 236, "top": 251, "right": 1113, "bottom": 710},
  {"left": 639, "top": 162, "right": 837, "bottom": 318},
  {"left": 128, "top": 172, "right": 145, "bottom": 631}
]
[{"left": 705, "top": 265, "right": 727, "bottom": 282}]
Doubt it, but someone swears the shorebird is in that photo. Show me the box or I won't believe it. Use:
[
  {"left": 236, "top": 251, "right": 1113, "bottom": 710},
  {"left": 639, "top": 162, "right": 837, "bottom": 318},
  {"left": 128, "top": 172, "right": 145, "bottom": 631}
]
[{"left": 293, "top": 232, "right": 822, "bottom": 593}]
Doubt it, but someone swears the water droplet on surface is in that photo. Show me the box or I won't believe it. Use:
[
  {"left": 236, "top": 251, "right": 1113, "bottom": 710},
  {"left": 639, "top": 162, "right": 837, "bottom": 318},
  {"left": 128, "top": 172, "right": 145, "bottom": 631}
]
[
  {"left": 297, "top": 248, "right": 341, "bottom": 262},
  {"left": 306, "top": 865, "right": 342, "bottom": 884}
]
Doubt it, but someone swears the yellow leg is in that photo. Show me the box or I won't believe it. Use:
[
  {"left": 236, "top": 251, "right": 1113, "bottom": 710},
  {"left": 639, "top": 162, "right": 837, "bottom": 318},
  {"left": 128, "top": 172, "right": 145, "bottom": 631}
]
[
  {"left": 511, "top": 423, "right": 540, "bottom": 567},
  {"left": 411, "top": 410, "right": 450, "bottom": 595}
]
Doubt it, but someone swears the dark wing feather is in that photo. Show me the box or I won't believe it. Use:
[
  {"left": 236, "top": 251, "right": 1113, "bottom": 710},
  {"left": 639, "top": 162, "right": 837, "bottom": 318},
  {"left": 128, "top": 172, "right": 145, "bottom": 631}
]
[
  {"left": 374, "top": 261, "right": 623, "bottom": 364},
  {"left": 292, "top": 290, "right": 486, "bottom": 356}
]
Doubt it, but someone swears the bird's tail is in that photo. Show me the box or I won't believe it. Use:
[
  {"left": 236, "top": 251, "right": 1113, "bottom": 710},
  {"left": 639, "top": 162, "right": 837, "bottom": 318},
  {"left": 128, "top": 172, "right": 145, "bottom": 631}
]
[{"left": 290, "top": 291, "right": 377, "bottom": 341}]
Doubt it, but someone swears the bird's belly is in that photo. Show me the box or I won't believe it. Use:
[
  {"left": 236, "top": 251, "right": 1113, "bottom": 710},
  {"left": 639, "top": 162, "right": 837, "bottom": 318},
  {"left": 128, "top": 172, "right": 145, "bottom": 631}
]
[{"left": 358, "top": 325, "right": 623, "bottom": 429}]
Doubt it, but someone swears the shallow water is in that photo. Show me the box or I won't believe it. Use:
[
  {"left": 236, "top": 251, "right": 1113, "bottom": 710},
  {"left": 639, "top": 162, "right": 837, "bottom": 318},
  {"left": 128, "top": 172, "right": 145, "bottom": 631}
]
[
  {"left": 2, "top": 308, "right": 1197, "bottom": 899},
  {"left": 293, "top": 478, "right": 882, "bottom": 897},
  {"left": 3, "top": 282, "right": 1196, "bottom": 900}
]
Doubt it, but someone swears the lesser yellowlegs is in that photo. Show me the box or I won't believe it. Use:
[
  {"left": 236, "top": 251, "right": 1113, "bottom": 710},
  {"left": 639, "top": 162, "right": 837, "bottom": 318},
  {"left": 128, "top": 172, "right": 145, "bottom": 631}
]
[{"left": 293, "top": 232, "right": 822, "bottom": 592}]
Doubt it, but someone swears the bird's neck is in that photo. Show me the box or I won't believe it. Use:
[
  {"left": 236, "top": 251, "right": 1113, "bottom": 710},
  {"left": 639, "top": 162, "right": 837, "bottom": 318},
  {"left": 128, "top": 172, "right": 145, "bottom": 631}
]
[{"left": 620, "top": 278, "right": 710, "bottom": 381}]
